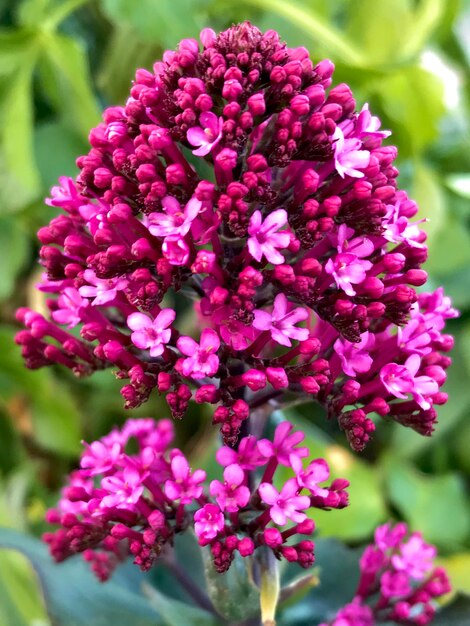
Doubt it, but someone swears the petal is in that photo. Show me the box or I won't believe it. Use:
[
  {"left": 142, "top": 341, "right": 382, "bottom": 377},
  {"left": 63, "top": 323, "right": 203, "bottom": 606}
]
[
  {"left": 253, "top": 310, "right": 273, "bottom": 331},
  {"left": 177, "top": 335, "right": 198, "bottom": 356},
  {"left": 270, "top": 505, "right": 287, "bottom": 526},
  {"left": 186, "top": 126, "right": 207, "bottom": 147},
  {"left": 155, "top": 308, "right": 176, "bottom": 330},
  {"left": 130, "top": 331, "right": 150, "bottom": 350},
  {"left": 258, "top": 482, "right": 279, "bottom": 505},
  {"left": 200, "top": 328, "right": 220, "bottom": 351},
  {"left": 261, "top": 209, "right": 288, "bottom": 233},
  {"left": 127, "top": 312, "right": 151, "bottom": 331},
  {"left": 224, "top": 463, "right": 244, "bottom": 487}
]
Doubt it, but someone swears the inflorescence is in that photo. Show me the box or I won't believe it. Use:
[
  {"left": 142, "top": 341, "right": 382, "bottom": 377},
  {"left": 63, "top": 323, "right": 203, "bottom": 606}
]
[{"left": 15, "top": 22, "right": 457, "bottom": 451}]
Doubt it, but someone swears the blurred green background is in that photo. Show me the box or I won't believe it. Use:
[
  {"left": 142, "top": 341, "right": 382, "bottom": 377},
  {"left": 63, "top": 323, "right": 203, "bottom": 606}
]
[{"left": 1, "top": 0, "right": 470, "bottom": 623}]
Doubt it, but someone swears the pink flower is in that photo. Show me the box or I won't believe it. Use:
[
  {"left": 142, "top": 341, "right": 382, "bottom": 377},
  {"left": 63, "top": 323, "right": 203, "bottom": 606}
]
[
  {"left": 356, "top": 103, "right": 391, "bottom": 139},
  {"left": 100, "top": 467, "right": 145, "bottom": 511},
  {"left": 187, "top": 112, "right": 223, "bottom": 156},
  {"left": 213, "top": 306, "right": 256, "bottom": 351},
  {"left": 127, "top": 309, "right": 175, "bottom": 357},
  {"left": 164, "top": 454, "right": 206, "bottom": 504},
  {"left": 177, "top": 328, "right": 220, "bottom": 379},
  {"left": 210, "top": 464, "right": 250, "bottom": 512},
  {"left": 80, "top": 440, "right": 122, "bottom": 475},
  {"left": 247, "top": 209, "right": 290, "bottom": 265},
  {"left": 216, "top": 435, "right": 269, "bottom": 470},
  {"left": 194, "top": 504, "right": 225, "bottom": 542},
  {"left": 380, "top": 570, "right": 411, "bottom": 599},
  {"left": 258, "top": 478, "right": 310, "bottom": 525},
  {"left": 383, "top": 201, "right": 426, "bottom": 249},
  {"left": 79, "top": 270, "right": 128, "bottom": 306},
  {"left": 374, "top": 522, "right": 408, "bottom": 551},
  {"left": 52, "top": 287, "right": 88, "bottom": 328},
  {"left": 148, "top": 196, "right": 202, "bottom": 238},
  {"left": 333, "top": 126, "right": 370, "bottom": 178},
  {"left": 161, "top": 235, "right": 190, "bottom": 266},
  {"left": 397, "top": 317, "right": 432, "bottom": 356},
  {"left": 258, "top": 421, "right": 308, "bottom": 467},
  {"left": 392, "top": 533, "right": 436, "bottom": 580},
  {"left": 334, "top": 332, "right": 374, "bottom": 377},
  {"left": 291, "top": 456, "right": 330, "bottom": 497},
  {"left": 380, "top": 354, "right": 438, "bottom": 410},
  {"left": 253, "top": 293, "right": 309, "bottom": 347},
  {"left": 325, "top": 226, "right": 374, "bottom": 296}
]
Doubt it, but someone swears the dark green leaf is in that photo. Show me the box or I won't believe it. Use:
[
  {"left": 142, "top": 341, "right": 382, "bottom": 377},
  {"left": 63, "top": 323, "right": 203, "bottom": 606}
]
[{"left": 0, "top": 218, "right": 29, "bottom": 300}]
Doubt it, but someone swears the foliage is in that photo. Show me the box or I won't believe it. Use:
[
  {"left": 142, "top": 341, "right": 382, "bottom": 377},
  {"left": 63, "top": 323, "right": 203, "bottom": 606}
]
[{"left": 0, "top": 0, "right": 469, "bottom": 623}]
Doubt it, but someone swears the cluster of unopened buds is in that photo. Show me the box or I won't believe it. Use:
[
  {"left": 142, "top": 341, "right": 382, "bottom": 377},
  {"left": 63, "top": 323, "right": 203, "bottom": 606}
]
[
  {"left": 44, "top": 418, "right": 348, "bottom": 579},
  {"left": 15, "top": 22, "right": 457, "bottom": 452},
  {"left": 321, "top": 523, "right": 451, "bottom": 626}
]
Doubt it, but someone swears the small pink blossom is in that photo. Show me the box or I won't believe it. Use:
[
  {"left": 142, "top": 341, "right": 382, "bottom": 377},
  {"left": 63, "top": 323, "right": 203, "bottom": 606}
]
[
  {"left": 253, "top": 293, "right": 309, "bottom": 347},
  {"left": 334, "top": 332, "right": 374, "bottom": 376},
  {"left": 100, "top": 467, "right": 146, "bottom": 511},
  {"left": 392, "top": 533, "right": 436, "bottom": 580},
  {"left": 80, "top": 440, "right": 122, "bottom": 476},
  {"left": 247, "top": 209, "right": 290, "bottom": 265},
  {"left": 187, "top": 112, "right": 223, "bottom": 156},
  {"left": 213, "top": 306, "right": 255, "bottom": 350},
  {"left": 127, "top": 309, "right": 175, "bottom": 357},
  {"left": 52, "top": 287, "right": 88, "bottom": 328},
  {"left": 258, "top": 421, "right": 309, "bottom": 467},
  {"left": 380, "top": 354, "right": 438, "bottom": 410},
  {"left": 380, "top": 570, "right": 412, "bottom": 599},
  {"left": 164, "top": 454, "right": 206, "bottom": 504},
  {"left": 383, "top": 201, "right": 426, "bottom": 249},
  {"left": 148, "top": 196, "right": 202, "bottom": 238},
  {"left": 356, "top": 103, "right": 391, "bottom": 139},
  {"left": 291, "top": 456, "right": 330, "bottom": 497},
  {"left": 216, "top": 435, "right": 269, "bottom": 470},
  {"left": 194, "top": 504, "right": 225, "bottom": 542},
  {"left": 210, "top": 464, "right": 250, "bottom": 512},
  {"left": 374, "top": 522, "right": 408, "bottom": 551},
  {"left": 333, "top": 126, "right": 370, "bottom": 178},
  {"left": 397, "top": 317, "right": 432, "bottom": 356},
  {"left": 161, "top": 235, "right": 190, "bottom": 266},
  {"left": 326, "top": 225, "right": 374, "bottom": 296},
  {"left": 79, "top": 270, "right": 128, "bottom": 306},
  {"left": 177, "top": 328, "right": 220, "bottom": 379},
  {"left": 258, "top": 478, "right": 310, "bottom": 525}
]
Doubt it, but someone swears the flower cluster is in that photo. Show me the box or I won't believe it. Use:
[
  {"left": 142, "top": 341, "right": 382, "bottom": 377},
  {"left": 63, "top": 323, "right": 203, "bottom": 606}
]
[
  {"left": 321, "top": 523, "right": 451, "bottom": 626},
  {"left": 16, "top": 22, "right": 456, "bottom": 451},
  {"left": 43, "top": 418, "right": 348, "bottom": 579}
]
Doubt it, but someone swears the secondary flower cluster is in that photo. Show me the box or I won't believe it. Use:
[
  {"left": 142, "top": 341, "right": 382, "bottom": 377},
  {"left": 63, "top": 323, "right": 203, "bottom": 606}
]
[
  {"left": 321, "top": 523, "right": 451, "bottom": 626},
  {"left": 43, "top": 418, "right": 348, "bottom": 579},
  {"left": 15, "top": 22, "right": 456, "bottom": 450}
]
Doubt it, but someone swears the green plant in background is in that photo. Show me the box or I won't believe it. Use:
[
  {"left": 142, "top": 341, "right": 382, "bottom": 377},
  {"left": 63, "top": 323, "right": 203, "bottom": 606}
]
[{"left": 1, "top": 1, "right": 470, "bottom": 625}]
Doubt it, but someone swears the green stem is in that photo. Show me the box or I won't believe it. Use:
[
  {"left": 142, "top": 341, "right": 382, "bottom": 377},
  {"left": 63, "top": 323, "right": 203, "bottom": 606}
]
[{"left": 44, "top": 0, "right": 91, "bottom": 31}]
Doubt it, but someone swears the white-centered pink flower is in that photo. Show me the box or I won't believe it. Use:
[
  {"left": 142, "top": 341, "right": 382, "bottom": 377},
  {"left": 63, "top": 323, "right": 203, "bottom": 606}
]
[
  {"left": 253, "top": 293, "right": 309, "bottom": 347},
  {"left": 186, "top": 112, "right": 223, "bottom": 156},
  {"left": 148, "top": 196, "right": 202, "bottom": 238},
  {"left": 247, "top": 209, "right": 290, "bottom": 265},
  {"left": 333, "top": 126, "right": 370, "bottom": 178},
  {"left": 258, "top": 478, "right": 310, "bottom": 525},
  {"left": 209, "top": 463, "right": 250, "bottom": 512},
  {"left": 79, "top": 270, "right": 128, "bottom": 306},
  {"left": 380, "top": 354, "right": 438, "bottom": 410},
  {"left": 127, "top": 309, "right": 175, "bottom": 357},
  {"left": 177, "top": 328, "right": 220, "bottom": 379},
  {"left": 291, "top": 455, "right": 330, "bottom": 497}
]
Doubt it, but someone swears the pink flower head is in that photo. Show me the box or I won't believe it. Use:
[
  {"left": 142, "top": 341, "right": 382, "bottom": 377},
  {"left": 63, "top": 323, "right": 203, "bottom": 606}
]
[
  {"left": 258, "top": 478, "right": 310, "bottom": 525},
  {"left": 194, "top": 504, "right": 225, "bottom": 542},
  {"left": 247, "top": 209, "right": 290, "bottom": 265},
  {"left": 52, "top": 287, "right": 88, "bottom": 328},
  {"left": 177, "top": 328, "right": 220, "bottom": 379},
  {"left": 209, "top": 463, "right": 250, "bottom": 512},
  {"left": 333, "top": 126, "right": 370, "bottom": 178},
  {"left": 334, "top": 332, "right": 374, "bottom": 377},
  {"left": 380, "top": 354, "right": 438, "bottom": 410},
  {"left": 127, "top": 309, "right": 175, "bottom": 357},
  {"left": 391, "top": 533, "right": 436, "bottom": 580},
  {"left": 100, "top": 467, "right": 145, "bottom": 511},
  {"left": 164, "top": 454, "right": 206, "bottom": 504},
  {"left": 258, "top": 421, "right": 309, "bottom": 467},
  {"left": 79, "top": 270, "right": 128, "bottom": 306},
  {"left": 253, "top": 293, "right": 309, "bottom": 347},
  {"left": 291, "top": 456, "right": 330, "bottom": 497},
  {"left": 148, "top": 196, "right": 202, "bottom": 238},
  {"left": 187, "top": 112, "right": 223, "bottom": 156},
  {"left": 216, "top": 435, "right": 270, "bottom": 470}
]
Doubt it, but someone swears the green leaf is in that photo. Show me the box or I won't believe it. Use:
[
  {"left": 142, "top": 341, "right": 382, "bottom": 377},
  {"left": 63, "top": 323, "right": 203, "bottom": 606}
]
[
  {"left": 425, "top": 215, "right": 470, "bottom": 276},
  {"left": 433, "top": 594, "right": 470, "bottom": 625},
  {"left": 0, "top": 527, "right": 161, "bottom": 626},
  {"left": 0, "top": 218, "right": 29, "bottom": 300},
  {"left": 143, "top": 583, "right": 220, "bottom": 626},
  {"left": 34, "top": 121, "right": 85, "bottom": 189},
  {"left": 412, "top": 162, "right": 446, "bottom": 248},
  {"left": 384, "top": 461, "right": 470, "bottom": 549},
  {"left": 202, "top": 548, "right": 260, "bottom": 621}
]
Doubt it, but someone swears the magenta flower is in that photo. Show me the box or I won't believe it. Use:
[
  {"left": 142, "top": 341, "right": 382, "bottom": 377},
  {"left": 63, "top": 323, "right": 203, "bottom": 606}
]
[
  {"left": 333, "top": 126, "right": 370, "bottom": 178},
  {"left": 177, "top": 328, "right": 220, "bottom": 379},
  {"left": 291, "top": 456, "right": 330, "bottom": 497},
  {"left": 392, "top": 533, "right": 436, "bottom": 580},
  {"left": 164, "top": 454, "right": 206, "bottom": 504},
  {"left": 247, "top": 209, "right": 290, "bottom": 265},
  {"left": 356, "top": 103, "right": 391, "bottom": 139},
  {"left": 100, "top": 468, "right": 145, "bottom": 511},
  {"left": 80, "top": 439, "right": 122, "bottom": 476},
  {"left": 194, "top": 504, "right": 225, "bottom": 542},
  {"left": 148, "top": 196, "right": 202, "bottom": 238},
  {"left": 79, "top": 270, "right": 128, "bottom": 306},
  {"left": 51, "top": 288, "right": 88, "bottom": 328},
  {"left": 334, "top": 332, "right": 374, "bottom": 377},
  {"left": 258, "top": 421, "right": 309, "bottom": 466},
  {"left": 187, "top": 112, "right": 223, "bottom": 156},
  {"left": 161, "top": 235, "right": 190, "bottom": 266},
  {"left": 216, "top": 435, "right": 269, "bottom": 470},
  {"left": 380, "top": 354, "right": 438, "bottom": 410},
  {"left": 127, "top": 309, "right": 175, "bottom": 357},
  {"left": 259, "top": 478, "right": 310, "bottom": 525},
  {"left": 209, "top": 463, "right": 250, "bottom": 512},
  {"left": 253, "top": 293, "right": 309, "bottom": 347}
]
